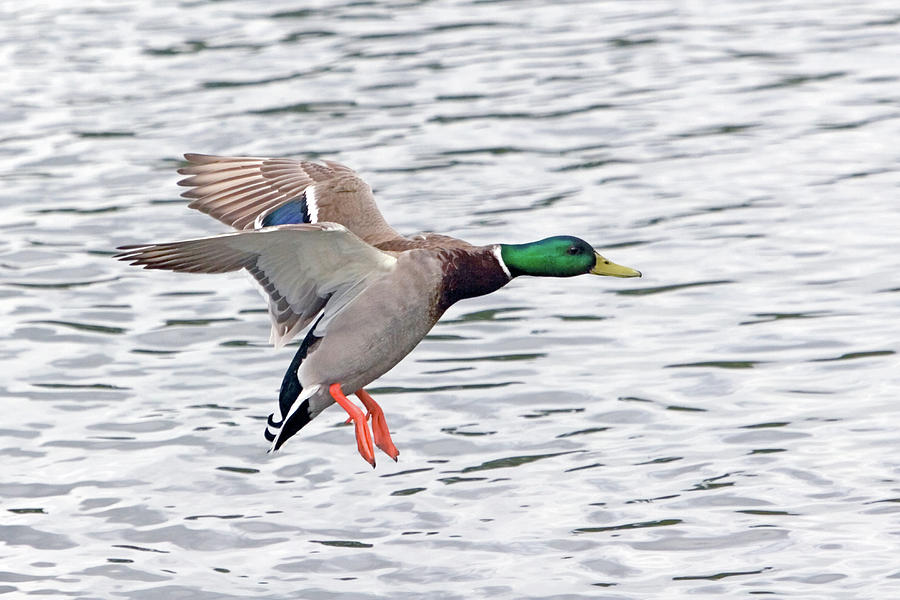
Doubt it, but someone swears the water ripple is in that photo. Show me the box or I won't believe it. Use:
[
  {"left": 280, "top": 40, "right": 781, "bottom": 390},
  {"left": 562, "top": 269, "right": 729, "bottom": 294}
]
[{"left": 3, "top": 0, "right": 900, "bottom": 597}]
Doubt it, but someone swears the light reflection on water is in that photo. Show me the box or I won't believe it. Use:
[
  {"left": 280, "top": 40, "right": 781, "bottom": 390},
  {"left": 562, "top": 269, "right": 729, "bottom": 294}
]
[{"left": 2, "top": 0, "right": 900, "bottom": 598}]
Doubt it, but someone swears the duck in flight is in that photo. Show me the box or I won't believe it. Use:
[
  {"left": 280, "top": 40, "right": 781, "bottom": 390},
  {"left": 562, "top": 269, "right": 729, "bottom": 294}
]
[{"left": 116, "top": 154, "right": 641, "bottom": 467}]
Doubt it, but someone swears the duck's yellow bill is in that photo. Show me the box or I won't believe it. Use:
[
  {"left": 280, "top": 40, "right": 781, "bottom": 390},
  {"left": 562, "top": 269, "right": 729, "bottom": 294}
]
[{"left": 591, "top": 253, "right": 642, "bottom": 278}]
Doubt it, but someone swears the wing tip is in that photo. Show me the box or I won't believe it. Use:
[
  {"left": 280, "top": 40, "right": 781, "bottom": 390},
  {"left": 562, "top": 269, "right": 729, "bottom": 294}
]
[{"left": 183, "top": 153, "right": 220, "bottom": 164}]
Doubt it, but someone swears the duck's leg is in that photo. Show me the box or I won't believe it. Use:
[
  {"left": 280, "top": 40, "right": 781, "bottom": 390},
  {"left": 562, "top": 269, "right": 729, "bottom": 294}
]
[
  {"left": 328, "top": 383, "right": 375, "bottom": 467},
  {"left": 355, "top": 389, "right": 399, "bottom": 461}
]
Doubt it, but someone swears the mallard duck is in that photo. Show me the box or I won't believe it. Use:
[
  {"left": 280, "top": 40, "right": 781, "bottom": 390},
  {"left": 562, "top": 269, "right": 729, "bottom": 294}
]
[{"left": 116, "top": 154, "right": 641, "bottom": 467}]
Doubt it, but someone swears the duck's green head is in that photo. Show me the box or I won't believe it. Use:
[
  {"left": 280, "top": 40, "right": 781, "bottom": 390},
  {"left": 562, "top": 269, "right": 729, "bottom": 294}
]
[{"left": 499, "top": 236, "right": 641, "bottom": 279}]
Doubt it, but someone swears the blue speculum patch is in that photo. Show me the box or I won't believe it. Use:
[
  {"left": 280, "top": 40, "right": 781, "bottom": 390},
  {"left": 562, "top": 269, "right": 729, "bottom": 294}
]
[{"left": 261, "top": 192, "right": 309, "bottom": 226}]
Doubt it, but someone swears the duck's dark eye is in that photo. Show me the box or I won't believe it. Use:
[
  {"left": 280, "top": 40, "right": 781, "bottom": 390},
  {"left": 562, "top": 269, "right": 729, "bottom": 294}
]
[{"left": 567, "top": 246, "right": 581, "bottom": 255}]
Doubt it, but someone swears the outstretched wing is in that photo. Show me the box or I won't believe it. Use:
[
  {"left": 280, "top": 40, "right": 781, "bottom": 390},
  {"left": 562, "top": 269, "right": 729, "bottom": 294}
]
[
  {"left": 177, "top": 154, "right": 403, "bottom": 246},
  {"left": 116, "top": 223, "right": 397, "bottom": 348}
]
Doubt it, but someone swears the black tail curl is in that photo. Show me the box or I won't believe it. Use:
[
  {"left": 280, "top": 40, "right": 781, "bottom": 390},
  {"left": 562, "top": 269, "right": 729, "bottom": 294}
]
[{"left": 265, "top": 316, "right": 323, "bottom": 451}]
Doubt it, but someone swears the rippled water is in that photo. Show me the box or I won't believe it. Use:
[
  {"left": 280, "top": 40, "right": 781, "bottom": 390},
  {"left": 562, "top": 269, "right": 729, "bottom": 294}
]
[{"left": 3, "top": 0, "right": 900, "bottom": 597}]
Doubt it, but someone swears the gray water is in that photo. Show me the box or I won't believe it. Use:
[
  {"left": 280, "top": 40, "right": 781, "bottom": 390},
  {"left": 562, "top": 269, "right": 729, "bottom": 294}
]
[{"left": 2, "top": 0, "right": 900, "bottom": 598}]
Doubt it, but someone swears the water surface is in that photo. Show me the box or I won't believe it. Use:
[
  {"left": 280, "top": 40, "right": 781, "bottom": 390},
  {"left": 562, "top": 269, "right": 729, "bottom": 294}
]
[{"left": 2, "top": 0, "right": 900, "bottom": 598}]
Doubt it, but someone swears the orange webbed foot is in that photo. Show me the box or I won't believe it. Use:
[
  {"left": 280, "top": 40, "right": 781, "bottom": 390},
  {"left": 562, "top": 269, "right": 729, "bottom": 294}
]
[
  {"left": 355, "top": 389, "right": 399, "bottom": 461},
  {"left": 329, "top": 383, "right": 375, "bottom": 467}
]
